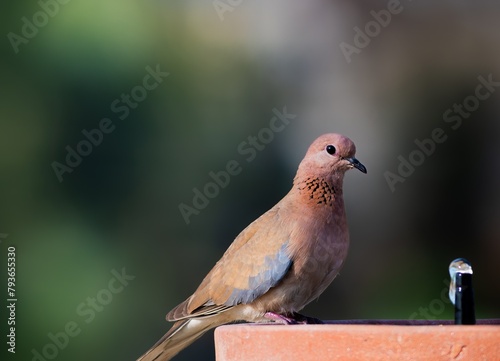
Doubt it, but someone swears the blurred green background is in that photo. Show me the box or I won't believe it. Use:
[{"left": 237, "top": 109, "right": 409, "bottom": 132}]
[{"left": 1, "top": 1, "right": 499, "bottom": 360}]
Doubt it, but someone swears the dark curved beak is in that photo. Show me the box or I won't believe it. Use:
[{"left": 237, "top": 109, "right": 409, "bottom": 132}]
[{"left": 345, "top": 157, "right": 367, "bottom": 174}]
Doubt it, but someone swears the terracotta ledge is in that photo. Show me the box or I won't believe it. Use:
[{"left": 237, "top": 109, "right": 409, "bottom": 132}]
[{"left": 215, "top": 320, "right": 500, "bottom": 361}]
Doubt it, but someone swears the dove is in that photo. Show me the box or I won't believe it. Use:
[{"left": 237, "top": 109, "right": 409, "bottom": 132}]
[{"left": 137, "top": 133, "right": 366, "bottom": 361}]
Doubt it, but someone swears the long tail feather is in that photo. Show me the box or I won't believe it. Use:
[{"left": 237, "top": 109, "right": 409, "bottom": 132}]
[{"left": 137, "top": 317, "right": 224, "bottom": 361}]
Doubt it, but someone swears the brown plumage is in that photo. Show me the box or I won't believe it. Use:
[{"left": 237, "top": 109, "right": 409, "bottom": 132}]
[{"left": 137, "top": 133, "right": 366, "bottom": 361}]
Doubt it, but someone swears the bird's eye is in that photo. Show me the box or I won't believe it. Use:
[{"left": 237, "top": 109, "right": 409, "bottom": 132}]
[{"left": 326, "top": 145, "right": 336, "bottom": 155}]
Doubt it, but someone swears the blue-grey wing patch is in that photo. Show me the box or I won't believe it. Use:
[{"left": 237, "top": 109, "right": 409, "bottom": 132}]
[{"left": 223, "top": 241, "right": 292, "bottom": 306}]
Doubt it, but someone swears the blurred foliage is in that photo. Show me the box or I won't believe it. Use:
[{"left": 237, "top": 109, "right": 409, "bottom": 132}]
[{"left": 0, "top": 1, "right": 499, "bottom": 361}]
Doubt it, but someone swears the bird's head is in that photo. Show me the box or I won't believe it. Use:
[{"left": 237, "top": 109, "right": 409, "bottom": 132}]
[{"left": 296, "top": 133, "right": 367, "bottom": 182}]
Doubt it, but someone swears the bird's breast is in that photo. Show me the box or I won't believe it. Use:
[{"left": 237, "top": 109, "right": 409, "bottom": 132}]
[
  {"left": 262, "top": 217, "right": 350, "bottom": 313},
  {"left": 293, "top": 223, "right": 349, "bottom": 282}
]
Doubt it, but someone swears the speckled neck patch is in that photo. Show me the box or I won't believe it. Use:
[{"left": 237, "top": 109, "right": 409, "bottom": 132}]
[{"left": 297, "top": 177, "right": 336, "bottom": 206}]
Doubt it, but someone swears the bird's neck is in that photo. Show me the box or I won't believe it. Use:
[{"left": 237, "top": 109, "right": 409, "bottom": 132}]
[{"left": 292, "top": 174, "right": 343, "bottom": 208}]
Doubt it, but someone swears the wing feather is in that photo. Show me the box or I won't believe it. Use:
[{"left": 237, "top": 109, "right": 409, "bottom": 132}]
[{"left": 167, "top": 206, "right": 292, "bottom": 321}]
